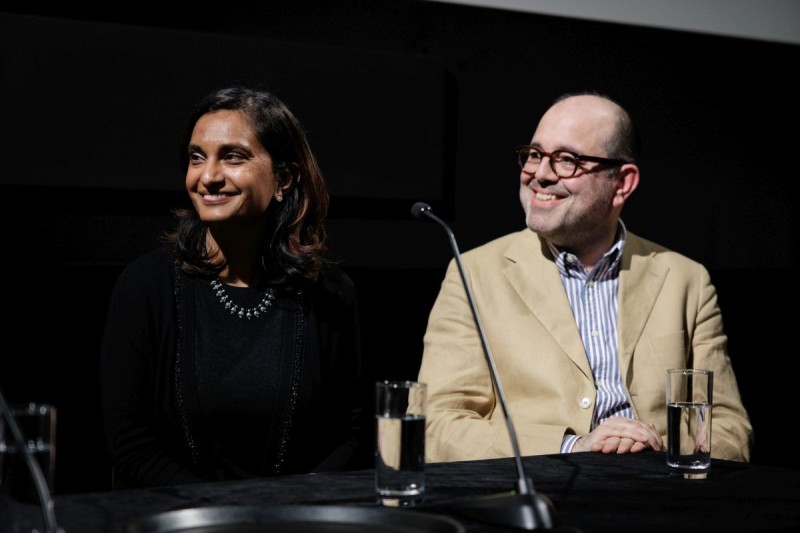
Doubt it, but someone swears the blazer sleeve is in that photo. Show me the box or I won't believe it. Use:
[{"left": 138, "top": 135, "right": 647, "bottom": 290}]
[
  {"left": 625, "top": 253, "right": 754, "bottom": 463},
  {"left": 689, "top": 266, "right": 753, "bottom": 461},
  {"left": 418, "top": 258, "right": 569, "bottom": 462}
]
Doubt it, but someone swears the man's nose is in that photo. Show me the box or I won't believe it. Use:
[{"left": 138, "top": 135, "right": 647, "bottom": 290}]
[{"left": 534, "top": 155, "right": 560, "bottom": 182}]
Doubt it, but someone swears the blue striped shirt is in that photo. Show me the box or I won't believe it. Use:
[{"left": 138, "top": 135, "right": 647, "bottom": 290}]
[{"left": 555, "top": 221, "right": 635, "bottom": 453}]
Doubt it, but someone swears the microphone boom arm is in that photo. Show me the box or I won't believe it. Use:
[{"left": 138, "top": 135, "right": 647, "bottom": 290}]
[
  {"left": 421, "top": 208, "right": 532, "bottom": 495},
  {"left": 412, "top": 201, "right": 556, "bottom": 530},
  {"left": 0, "top": 389, "right": 62, "bottom": 533}
]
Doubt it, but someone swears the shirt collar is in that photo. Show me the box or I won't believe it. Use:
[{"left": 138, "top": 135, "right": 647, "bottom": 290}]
[{"left": 547, "top": 220, "right": 627, "bottom": 279}]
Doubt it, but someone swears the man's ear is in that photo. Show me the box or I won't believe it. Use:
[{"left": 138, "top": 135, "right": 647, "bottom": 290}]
[{"left": 612, "top": 163, "right": 639, "bottom": 208}]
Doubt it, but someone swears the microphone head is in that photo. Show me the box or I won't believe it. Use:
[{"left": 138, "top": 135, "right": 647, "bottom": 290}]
[{"left": 411, "top": 201, "right": 432, "bottom": 220}]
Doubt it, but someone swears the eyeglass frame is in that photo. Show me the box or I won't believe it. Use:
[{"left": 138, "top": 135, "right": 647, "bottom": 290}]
[{"left": 516, "top": 145, "right": 631, "bottom": 179}]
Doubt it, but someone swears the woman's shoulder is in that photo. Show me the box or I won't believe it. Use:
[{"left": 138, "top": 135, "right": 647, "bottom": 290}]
[
  {"left": 309, "top": 262, "right": 357, "bottom": 305},
  {"left": 317, "top": 263, "right": 355, "bottom": 289},
  {"left": 114, "top": 246, "right": 176, "bottom": 289}
]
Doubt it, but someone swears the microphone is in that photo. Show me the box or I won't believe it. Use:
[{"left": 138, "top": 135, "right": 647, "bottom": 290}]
[
  {"left": 411, "top": 201, "right": 556, "bottom": 530},
  {"left": 0, "top": 389, "right": 64, "bottom": 533}
]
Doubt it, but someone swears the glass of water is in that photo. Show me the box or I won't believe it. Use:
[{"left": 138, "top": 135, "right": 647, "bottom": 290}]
[
  {"left": 666, "top": 369, "right": 713, "bottom": 479},
  {"left": 0, "top": 402, "right": 57, "bottom": 501},
  {"left": 375, "top": 380, "right": 426, "bottom": 506}
]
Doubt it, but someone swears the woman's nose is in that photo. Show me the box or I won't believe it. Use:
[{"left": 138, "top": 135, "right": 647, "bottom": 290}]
[{"left": 200, "top": 160, "right": 224, "bottom": 184}]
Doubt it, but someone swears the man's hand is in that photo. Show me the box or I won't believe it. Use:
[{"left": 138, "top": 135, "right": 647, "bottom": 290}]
[{"left": 572, "top": 417, "right": 663, "bottom": 454}]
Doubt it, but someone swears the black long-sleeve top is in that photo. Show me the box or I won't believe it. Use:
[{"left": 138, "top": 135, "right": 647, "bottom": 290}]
[{"left": 100, "top": 247, "right": 369, "bottom": 488}]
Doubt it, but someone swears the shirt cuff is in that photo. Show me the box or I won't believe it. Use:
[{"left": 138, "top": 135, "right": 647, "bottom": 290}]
[{"left": 561, "top": 434, "right": 579, "bottom": 453}]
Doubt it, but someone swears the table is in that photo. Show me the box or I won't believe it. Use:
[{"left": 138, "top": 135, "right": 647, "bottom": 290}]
[{"left": 2, "top": 451, "right": 799, "bottom": 532}]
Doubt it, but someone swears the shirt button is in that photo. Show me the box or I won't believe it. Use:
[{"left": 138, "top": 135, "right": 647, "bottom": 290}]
[
  {"left": 579, "top": 397, "right": 592, "bottom": 409},
  {"left": 591, "top": 330, "right": 599, "bottom": 337}
]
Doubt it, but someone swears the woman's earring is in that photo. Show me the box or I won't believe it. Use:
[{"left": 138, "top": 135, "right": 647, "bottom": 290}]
[{"left": 275, "top": 191, "right": 283, "bottom": 202}]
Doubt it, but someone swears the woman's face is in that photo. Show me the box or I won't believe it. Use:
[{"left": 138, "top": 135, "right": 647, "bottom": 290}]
[{"left": 185, "top": 110, "right": 284, "bottom": 225}]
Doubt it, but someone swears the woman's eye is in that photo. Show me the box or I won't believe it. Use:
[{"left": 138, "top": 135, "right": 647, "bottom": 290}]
[{"left": 224, "top": 151, "right": 247, "bottom": 162}]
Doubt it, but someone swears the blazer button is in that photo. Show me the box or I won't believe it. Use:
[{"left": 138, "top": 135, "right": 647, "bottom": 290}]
[{"left": 579, "top": 397, "right": 592, "bottom": 409}]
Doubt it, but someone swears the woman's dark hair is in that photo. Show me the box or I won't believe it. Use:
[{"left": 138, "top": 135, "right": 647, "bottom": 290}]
[{"left": 162, "top": 86, "right": 329, "bottom": 284}]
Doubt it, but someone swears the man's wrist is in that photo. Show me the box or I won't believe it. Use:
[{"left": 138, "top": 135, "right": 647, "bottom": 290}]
[{"left": 561, "top": 434, "right": 580, "bottom": 453}]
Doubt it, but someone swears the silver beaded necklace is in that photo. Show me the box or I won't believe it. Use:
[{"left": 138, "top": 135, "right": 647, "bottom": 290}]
[{"left": 210, "top": 279, "right": 276, "bottom": 320}]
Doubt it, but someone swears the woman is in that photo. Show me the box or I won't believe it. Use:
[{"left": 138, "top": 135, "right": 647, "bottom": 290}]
[{"left": 100, "top": 86, "right": 368, "bottom": 488}]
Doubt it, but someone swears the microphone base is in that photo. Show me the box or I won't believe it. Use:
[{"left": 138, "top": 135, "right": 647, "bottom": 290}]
[{"left": 448, "top": 490, "right": 557, "bottom": 530}]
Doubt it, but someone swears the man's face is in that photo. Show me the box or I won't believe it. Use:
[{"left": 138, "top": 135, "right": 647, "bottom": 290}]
[{"left": 519, "top": 95, "right": 623, "bottom": 253}]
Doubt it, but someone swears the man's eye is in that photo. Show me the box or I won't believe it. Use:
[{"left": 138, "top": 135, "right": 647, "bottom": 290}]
[
  {"left": 556, "top": 154, "right": 577, "bottom": 165},
  {"left": 528, "top": 151, "right": 543, "bottom": 160}
]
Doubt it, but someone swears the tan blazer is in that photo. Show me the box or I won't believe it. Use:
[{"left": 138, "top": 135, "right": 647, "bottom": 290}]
[{"left": 418, "top": 228, "right": 752, "bottom": 463}]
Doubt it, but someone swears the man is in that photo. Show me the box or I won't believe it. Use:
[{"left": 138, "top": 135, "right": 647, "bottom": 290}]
[{"left": 417, "top": 92, "right": 752, "bottom": 462}]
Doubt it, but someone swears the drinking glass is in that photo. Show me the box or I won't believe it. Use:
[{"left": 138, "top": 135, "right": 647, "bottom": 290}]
[
  {"left": 666, "top": 369, "right": 712, "bottom": 479},
  {"left": 375, "top": 380, "right": 426, "bottom": 506},
  {"left": 0, "top": 402, "right": 57, "bottom": 501}
]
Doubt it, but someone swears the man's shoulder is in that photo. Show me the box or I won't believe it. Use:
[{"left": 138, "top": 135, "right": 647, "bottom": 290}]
[
  {"left": 462, "top": 228, "right": 532, "bottom": 259},
  {"left": 625, "top": 231, "right": 707, "bottom": 272}
]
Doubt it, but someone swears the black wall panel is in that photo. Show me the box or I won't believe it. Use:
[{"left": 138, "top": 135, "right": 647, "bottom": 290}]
[{"left": 0, "top": 1, "right": 796, "bottom": 493}]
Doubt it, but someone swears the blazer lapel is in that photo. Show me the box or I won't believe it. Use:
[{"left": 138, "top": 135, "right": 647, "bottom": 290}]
[
  {"left": 502, "top": 230, "right": 593, "bottom": 381},
  {"left": 618, "top": 233, "right": 669, "bottom": 382}
]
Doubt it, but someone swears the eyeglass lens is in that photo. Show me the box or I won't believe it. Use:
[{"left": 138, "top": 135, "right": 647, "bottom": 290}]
[{"left": 518, "top": 148, "right": 578, "bottom": 178}]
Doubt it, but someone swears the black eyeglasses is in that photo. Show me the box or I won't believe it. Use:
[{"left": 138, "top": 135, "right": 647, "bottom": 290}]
[{"left": 516, "top": 146, "right": 630, "bottom": 178}]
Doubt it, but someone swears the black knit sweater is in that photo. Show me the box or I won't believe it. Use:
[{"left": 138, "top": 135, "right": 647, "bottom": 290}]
[{"left": 100, "top": 247, "right": 368, "bottom": 488}]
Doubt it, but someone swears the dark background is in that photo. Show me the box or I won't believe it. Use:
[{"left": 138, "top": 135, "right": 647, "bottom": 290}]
[{"left": 0, "top": 1, "right": 796, "bottom": 495}]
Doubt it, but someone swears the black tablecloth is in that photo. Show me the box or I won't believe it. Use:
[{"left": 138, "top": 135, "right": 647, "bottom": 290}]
[{"left": 3, "top": 451, "right": 800, "bottom": 532}]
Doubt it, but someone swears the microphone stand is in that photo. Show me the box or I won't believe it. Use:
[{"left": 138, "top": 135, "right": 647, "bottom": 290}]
[
  {"left": 412, "top": 202, "right": 556, "bottom": 530},
  {"left": 0, "top": 389, "right": 63, "bottom": 533}
]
